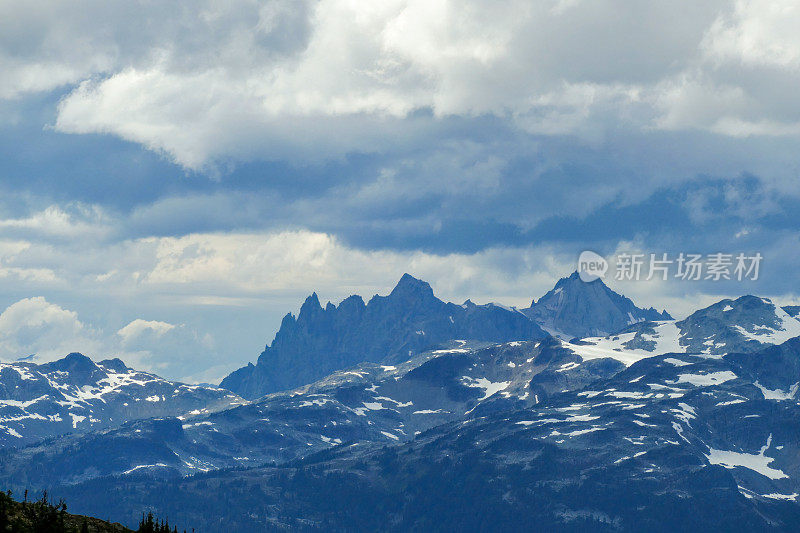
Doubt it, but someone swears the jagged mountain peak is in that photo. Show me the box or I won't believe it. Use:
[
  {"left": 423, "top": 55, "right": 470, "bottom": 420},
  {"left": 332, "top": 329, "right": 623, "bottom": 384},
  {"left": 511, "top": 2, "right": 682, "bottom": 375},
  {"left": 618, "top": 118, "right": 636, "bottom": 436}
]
[
  {"left": 388, "top": 273, "right": 436, "bottom": 300},
  {"left": 544, "top": 271, "right": 667, "bottom": 313},
  {"left": 293, "top": 276, "right": 435, "bottom": 319},
  {"left": 221, "top": 275, "right": 546, "bottom": 398},
  {"left": 394, "top": 272, "right": 431, "bottom": 290},
  {"left": 221, "top": 271, "right": 677, "bottom": 398},
  {"left": 524, "top": 271, "right": 671, "bottom": 339},
  {"left": 533, "top": 271, "right": 620, "bottom": 307},
  {"left": 299, "top": 291, "right": 322, "bottom": 313},
  {"left": 557, "top": 269, "right": 591, "bottom": 285}
]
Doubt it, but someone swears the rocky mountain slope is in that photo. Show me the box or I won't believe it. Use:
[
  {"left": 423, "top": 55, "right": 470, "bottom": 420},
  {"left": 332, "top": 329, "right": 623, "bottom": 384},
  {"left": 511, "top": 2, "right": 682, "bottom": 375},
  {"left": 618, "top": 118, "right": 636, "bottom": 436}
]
[
  {"left": 783, "top": 305, "right": 800, "bottom": 319},
  {"left": 221, "top": 274, "right": 547, "bottom": 399},
  {"left": 0, "top": 353, "right": 245, "bottom": 448},
  {"left": 574, "top": 295, "right": 800, "bottom": 358},
  {"left": 221, "top": 272, "right": 675, "bottom": 399},
  {"left": 523, "top": 271, "right": 671, "bottom": 339},
  {"left": 36, "top": 336, "right": 800, "bottom": 532},
  {"left": 0, "top": 338, "right": 624, "bottom": 486}
]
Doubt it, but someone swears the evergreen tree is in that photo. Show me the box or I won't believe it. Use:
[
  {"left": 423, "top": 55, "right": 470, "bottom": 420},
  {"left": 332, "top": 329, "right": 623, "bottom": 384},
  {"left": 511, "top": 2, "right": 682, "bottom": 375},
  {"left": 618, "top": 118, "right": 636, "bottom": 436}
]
[
  {"left": 138, "top": 511, "right": 156, "bottom": 533},
  {"left": 0, "top": 490, "right": 10, "bottom": 532},
  {"left": 0, "top": 489, "right": 193, "bottom": 533}
]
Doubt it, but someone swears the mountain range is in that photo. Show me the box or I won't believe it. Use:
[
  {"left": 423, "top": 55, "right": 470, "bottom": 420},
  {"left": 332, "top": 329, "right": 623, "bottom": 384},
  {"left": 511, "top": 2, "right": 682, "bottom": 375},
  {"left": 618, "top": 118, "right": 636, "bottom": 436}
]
[
  {"left": 572, "top": 295, "right": 800, "bottom": 358},
  {"left": 221, "top": 272, "right": 668, "bottom": 399},
  {"left": 0, "top": 353, "right": 244, "bottom": 447},
  {"left": 58, "top": 337, "right": 800, "bottom": 532},
  {"left": 2, "top": 272, "right": 800, "bottom": 531},
  {"left": 0, "top": 337, "right": 627, "bottom": 488}
]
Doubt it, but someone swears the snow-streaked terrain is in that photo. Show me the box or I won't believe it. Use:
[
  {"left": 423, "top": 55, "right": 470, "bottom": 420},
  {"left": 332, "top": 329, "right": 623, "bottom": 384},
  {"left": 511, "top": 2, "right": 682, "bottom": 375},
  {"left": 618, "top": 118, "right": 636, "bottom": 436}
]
[{"left": 0, "top": 353, "right": 245, "bottom": 446}]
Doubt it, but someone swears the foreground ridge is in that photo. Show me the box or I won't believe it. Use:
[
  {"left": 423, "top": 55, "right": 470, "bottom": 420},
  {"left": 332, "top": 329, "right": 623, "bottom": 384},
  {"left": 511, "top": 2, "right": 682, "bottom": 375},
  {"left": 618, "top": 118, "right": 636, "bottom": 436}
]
[{"left": 0, "top": 489, "right": 131, "bottom": 532}]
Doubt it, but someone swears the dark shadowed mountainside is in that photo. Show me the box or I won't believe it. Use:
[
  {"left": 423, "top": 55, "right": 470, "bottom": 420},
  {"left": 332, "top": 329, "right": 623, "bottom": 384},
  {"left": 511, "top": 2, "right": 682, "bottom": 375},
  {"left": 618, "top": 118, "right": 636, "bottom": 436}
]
[
  {"left": 221, "top": 274, "right": 547, "bottom": 398},
  {"left": 523, "top": 271, "right": 672, "bottom": 339}
]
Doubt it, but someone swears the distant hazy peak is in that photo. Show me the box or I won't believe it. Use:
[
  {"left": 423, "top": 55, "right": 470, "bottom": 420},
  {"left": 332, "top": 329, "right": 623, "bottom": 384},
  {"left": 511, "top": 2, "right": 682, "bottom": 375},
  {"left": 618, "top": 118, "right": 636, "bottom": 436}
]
[
  {"left": 524, "top": 271, "right": 671, "bottom": 339},
  {"left": 390, "top": 273, "right": 434, "bottom": 297}
]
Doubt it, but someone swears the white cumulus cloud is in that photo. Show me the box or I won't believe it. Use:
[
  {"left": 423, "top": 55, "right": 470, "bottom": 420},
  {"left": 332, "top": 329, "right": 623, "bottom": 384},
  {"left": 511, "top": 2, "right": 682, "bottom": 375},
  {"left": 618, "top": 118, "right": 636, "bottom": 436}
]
[
  {"left": 117, "top": 319, "right": 177, "bottom": 344},
  {"left": 1, "top": 0, "right": 797, "bottom": 169},
  {"left": 0, "top": 296, "right": 97, "bottom": 362}
]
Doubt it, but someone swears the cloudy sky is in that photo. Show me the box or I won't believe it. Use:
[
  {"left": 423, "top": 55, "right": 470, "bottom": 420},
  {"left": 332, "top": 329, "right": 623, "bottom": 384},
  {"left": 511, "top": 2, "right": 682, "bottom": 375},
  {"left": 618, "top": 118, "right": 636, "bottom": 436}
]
[{"left": 2, "top": 0, "right": 800, "bottom": 382}]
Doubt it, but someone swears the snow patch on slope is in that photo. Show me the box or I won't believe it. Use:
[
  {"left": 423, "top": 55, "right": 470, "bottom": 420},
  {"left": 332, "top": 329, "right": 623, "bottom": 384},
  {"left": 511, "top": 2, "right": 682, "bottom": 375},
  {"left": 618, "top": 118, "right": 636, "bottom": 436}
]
[
  {"left": 564, "top": 322, "right": 685, "bottom": 367},
  {"left": 754, "top": 381, "right": 799, "bottom": 401},
  {"left": 461, "top": 377, "right": 510, "bottom": 400},
  {"left": 733, "top": 304, "right": 800, "bottom": 345},
  {"left": 706, "top": 434, "right": 788, "bottom": 480}
]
